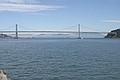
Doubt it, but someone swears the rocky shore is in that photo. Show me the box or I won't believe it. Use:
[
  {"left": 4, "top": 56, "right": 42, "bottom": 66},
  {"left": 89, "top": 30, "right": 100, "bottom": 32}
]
[{"left": 104, "top": 29, "right": 120, "bottom": 38}]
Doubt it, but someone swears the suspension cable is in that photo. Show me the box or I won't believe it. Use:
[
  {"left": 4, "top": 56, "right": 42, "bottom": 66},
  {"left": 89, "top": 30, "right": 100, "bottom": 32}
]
[
  {"left": 18, "top": 25, "right": 36, "bottom": 31},
  {"left": 81, "top": 24, "right": 103, "bottom": 32},
  {"left": 58, "top": 25, "right": 78, "bottom": 31},
  {"left": 0, "top": 25, "right": 15, "bottom": 31}
]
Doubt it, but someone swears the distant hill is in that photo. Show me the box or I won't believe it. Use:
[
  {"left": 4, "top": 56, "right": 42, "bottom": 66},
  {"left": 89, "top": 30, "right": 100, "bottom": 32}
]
[
  {"left": 104, "top": 29, "right": 120, "bottom": 38},
  {"left": 0, "top": 34, "right": 12, "bottom": 38}
]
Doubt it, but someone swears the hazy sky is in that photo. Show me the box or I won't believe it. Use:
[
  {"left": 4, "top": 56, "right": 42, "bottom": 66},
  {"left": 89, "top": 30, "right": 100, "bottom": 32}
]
[{"left": 0, "top": 0, "right": 120, "bottom": 32}]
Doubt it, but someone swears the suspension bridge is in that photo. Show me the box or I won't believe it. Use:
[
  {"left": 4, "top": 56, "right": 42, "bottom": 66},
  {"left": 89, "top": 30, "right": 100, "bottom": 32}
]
[{"left": 0, "top": 24, "right": 108, "bottom": 39}]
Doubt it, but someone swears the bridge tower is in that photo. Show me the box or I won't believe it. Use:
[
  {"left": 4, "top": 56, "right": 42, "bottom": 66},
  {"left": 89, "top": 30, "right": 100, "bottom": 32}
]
[
  {"left": 15, "top": 24, "right": 18, "bottom": 39},
  {"left": 77, "top": 24, "right": 81, "bottom": 39}
]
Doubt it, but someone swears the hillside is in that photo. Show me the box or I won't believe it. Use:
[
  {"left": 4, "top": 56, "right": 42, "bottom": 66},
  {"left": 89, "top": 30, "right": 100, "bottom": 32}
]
[{"left": 104, "top": 29, "right": 120, "bottom": 38}]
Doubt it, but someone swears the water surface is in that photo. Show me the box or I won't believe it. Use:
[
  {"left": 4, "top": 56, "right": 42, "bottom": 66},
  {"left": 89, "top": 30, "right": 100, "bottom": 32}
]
[{"left": 0, "top": 39, "right": 120, "bottom": 80}]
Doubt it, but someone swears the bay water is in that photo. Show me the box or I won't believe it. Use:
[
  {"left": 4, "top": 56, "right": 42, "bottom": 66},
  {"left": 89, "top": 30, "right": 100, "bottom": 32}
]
[{"left": 0, "top": 39, "right": 120, "bottom": 80}]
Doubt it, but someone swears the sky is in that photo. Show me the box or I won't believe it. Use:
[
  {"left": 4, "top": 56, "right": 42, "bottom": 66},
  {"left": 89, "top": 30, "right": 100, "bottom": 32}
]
[{"left": 0, "top": 0, "right": 120, "bottom": 32}]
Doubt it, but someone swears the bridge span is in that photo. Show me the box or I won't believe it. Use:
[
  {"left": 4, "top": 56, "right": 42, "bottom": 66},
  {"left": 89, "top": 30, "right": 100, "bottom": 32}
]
[
  {"left": 0, "top": 24, "right": 108, "bottom": 39},
  {"left": 0, "top": 30, "right": 108, "bottom": 34}
]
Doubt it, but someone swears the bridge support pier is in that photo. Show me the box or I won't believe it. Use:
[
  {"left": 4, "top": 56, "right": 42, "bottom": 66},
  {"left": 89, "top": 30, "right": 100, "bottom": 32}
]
[
  {"left": 77, "top": 24, "right": 81, "bottom": 39},
  {"left": 15, "top": 24, "right": 18, "bottom": 39}
]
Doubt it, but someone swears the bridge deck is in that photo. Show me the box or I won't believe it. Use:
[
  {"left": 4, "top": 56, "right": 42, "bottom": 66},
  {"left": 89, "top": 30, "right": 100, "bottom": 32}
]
[{"left": 0, "top": 31, "right": 108, "bottom": 34}]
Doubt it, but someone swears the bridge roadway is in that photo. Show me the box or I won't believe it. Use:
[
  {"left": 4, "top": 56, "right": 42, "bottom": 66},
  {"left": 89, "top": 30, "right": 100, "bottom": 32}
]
[{"left": 0, "top": 30, "right": 108, "bottom": 34}]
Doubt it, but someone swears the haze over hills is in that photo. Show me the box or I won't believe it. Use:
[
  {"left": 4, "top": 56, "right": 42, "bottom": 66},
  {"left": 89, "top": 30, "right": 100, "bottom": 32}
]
[{"left": 0, "top": 34, "right": 12, "bottom": 38}]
